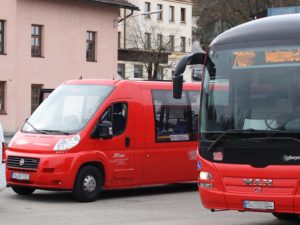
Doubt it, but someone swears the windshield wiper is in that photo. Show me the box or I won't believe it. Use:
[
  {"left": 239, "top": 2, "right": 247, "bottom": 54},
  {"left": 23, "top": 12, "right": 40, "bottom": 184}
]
[
  {"left": 248, "top": 136, "right": 300, "bottom": 143},
  {"left": 25, "top": 120, "right": 48, "bottom": 134},
  {"left": 207, "top": 129, "right": 259, "bottom": 152},
  {"left": 39, "top": 130, "right": 71, "bottom": 135}
]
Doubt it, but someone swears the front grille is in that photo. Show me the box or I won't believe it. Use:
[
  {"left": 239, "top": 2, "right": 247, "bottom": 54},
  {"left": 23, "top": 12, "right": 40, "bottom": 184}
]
[{"left": 7, "top": 156, "right": 40, "bottom": 170}]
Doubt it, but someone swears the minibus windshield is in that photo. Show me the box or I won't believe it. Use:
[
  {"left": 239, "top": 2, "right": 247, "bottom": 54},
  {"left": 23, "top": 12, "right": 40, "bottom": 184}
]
[
  {"left": 22, "top": 84, "right": 114, "bottom": 134},
  {"left": 201, "top": 44, "right": 300, "bottom": 140}
]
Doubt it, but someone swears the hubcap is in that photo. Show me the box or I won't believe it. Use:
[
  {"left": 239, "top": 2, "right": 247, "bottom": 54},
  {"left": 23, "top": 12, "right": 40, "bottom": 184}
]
[{"left": 83, "top": 175, "right": 97, "bottom": 193}]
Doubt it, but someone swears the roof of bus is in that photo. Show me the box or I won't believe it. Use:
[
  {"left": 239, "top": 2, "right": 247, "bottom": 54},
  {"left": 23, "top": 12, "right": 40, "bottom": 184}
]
[
  {"left": 211, "top": 14, "right": 300, "bottom": 47},
  {"left": 63, "top": 79, "right": 201, "bottom": 90}
]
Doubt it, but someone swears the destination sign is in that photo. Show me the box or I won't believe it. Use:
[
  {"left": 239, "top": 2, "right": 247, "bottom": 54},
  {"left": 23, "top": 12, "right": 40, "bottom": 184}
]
[{"left": 233, "top": 47, "right": 300, "bottom": 69}]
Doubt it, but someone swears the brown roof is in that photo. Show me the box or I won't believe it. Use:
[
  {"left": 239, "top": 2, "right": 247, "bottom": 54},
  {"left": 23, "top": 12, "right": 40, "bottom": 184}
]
[{"left": 89, "top": 0, "right": 139, "bottom": 10}]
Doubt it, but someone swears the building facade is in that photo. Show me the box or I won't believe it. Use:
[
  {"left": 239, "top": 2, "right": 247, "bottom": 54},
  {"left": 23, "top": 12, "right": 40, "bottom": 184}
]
[
  {"left": 117, "top": 0, "right": 193, "bottom": 81},
  {"left": 0, "top": 0, "right": 138, "bottom": 134}
]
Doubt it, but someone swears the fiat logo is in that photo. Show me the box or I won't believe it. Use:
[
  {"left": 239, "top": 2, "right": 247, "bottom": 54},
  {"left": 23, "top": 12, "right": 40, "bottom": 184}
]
[{"left": 19, "top": 158, "right": 25, "bottom": 166}]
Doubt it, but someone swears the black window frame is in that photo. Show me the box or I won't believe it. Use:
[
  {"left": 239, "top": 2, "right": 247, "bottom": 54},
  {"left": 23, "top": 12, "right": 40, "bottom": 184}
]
[
  {"left": 117, "top": 63, "right": 125, "bottom": 78},
  {"left": 0, "top": 20, "right": 5, "bottom": 54},
  {"left": 31, "top": 24, "right": 43, "bottom": 57},
  {"left": 145, "top": 2, "right": 151, "bottom": 19},
  {"left": 180, "top": 37, "right": 186, "bottom": 52},
  {"left": 31, "top": 84, "right": 43, "bottom": 114},
  {"left": 152, "top": 90, "right": 200, "bottom": 143},
  {"left": 86, "top": 31, "right": 96, "bottom": 62},
  {"left": 168, "top": 35, "right": 174, "bottom": 52},
  {"left": 134, "top": 64, "right": 143, "bottom": 78},
  {"left": 180, "top": 8, "right": 186, "bottom": 23},
  {"left": 169, "top": 6, "right": 174, "bottom": 22},
  {"left": 0, "top": 81, "right": 6, "bottom": 114},
  {"left": 157, "top": 4, "right": 163, "bottom": 21},
  {"left": 145, "top": 32, "right": 151, "bottom": 49}
]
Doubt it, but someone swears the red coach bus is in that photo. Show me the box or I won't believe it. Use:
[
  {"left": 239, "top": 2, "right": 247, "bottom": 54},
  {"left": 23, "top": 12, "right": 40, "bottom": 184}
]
[
  {"left": 173, "top": 14, "right": 300, "bottom": 220},
  {"left": 6, "top": 79, "right": 200, "bottom": 202}
]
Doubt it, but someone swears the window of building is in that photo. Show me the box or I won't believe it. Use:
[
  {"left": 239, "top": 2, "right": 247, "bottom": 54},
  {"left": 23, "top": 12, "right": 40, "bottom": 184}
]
[
  {"left": 31, "top": 24, "right": 43, "bottom": 57},
  {"left": 157, "top": 34, "right": 163, "bottom": 49},
  {"left": 145, "top": 2, "right": 151, "bottom": 19},
  {"left": 169, "top": 6, "right": 174, "bottom": 22},
  {"left": 134, "top": 65, "right": 143, "bottom": 78},
  {"left": 152, "top": 90, "right": 199, "bottom": 142},
  {"left": 0, "top": 20, "right": 5, "bottom": 54},
  {"left": 180, "top": 8, "right": 186, "bottom": 23},
  {"left": 86, "top": 31, "right": 96, "bottom": 62},
  {"left": 31, "top": 84, "right": 43, "bottom": 114},
  {"left": 157, "top": 4, "right": 163, "bottom": 21},
  {"left": 157, "top": 66, "right": 164, "bottom": 80},
  {"left": 168, "top": 35, "right": 174, "bottom": 52},
  {"left": 0, "top": 81, "right": 6, "bottom": 114},
  {"left": 99, "top": 102, "right": 128, "bottom": 136},
  {"left": 180, "top": 37, "right": 186, "bottom": 52},
  {"left": 145, "top": 33, "right": 151, "bottom": 49},
  {"left": 117, "top": 63, "right": 125, "bottom": 78},
  {"left": 118, "top": 32, "right": 121, "bottom": 49}
]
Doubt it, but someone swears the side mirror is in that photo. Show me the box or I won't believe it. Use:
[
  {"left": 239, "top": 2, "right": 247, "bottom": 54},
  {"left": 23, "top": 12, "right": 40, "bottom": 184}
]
[
  {"left": 173, "top": 75, "right": 183, "bottom": 99},
  {"left": 91, "top": 121, "right": 113, "bottom": 139},
  {"left": 173, "top": 52, "right": 205, "bottom": 99},
  {"left": 98, "top": 122, "right": 113, "bottom": 139}
]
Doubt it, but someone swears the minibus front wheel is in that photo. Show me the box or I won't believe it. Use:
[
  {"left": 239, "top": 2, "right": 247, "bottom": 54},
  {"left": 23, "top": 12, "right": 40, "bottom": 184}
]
[
  {"left": 11, "top": 185, "right": 35, "bottom": 195},
  {"left": 73, "top": 165, "right": 103, "bottom": 202}
]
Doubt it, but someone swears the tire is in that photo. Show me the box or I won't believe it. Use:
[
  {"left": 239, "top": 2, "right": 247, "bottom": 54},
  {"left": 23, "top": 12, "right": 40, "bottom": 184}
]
[
  {"left": 11, "top": 186, "right": 35, "bottom": 195},
  {"left": 272, "top": 213, "right": 299, "bottom": 220},
  {"left": 73, "top": 165, "right": 103, "bottom": 202}
]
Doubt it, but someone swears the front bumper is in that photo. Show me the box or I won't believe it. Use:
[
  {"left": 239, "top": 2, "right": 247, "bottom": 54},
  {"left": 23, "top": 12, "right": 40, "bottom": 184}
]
[{"left": 6, "top": 150, "right": 75, "bottom": 190}]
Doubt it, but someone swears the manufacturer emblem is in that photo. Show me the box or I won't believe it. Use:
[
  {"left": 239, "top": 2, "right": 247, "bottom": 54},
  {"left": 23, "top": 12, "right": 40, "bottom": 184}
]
[
  {"left": 19, "top": 158, "right": 25, "bottom": 166},
  {"left": 254, "top": 187, "right": 262, "bottom": 193},
  {"left": 243, "top": 178, "right": 273, "bottom": 186}
]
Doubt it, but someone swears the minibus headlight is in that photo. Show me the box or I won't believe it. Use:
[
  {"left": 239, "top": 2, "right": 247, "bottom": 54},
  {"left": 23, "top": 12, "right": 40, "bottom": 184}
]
[{"left": 54, "top": 134, "right": 80, "bottom": 151}]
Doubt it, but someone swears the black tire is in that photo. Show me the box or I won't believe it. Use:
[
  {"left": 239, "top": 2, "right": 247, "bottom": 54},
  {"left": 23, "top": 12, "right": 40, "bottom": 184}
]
[
  {"left": 11, "top": 186, "right": 35, "bottom": 195},
  {"left": 272, "top": 213, "right": 299, "bottom": 220},
  {"left": 73, "top": 165, "right": 103, "bottom": 202}
]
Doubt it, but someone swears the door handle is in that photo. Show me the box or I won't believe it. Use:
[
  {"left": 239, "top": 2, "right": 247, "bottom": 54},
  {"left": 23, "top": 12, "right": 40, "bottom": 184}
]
[{"left": 125, "top": 136, "right": 130, "bottom": 147}]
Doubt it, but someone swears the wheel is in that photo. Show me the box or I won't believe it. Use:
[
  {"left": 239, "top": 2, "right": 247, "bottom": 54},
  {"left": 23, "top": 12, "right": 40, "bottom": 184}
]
[
  {"left": 73, "top": 165, "right": 103, "bottom": 202},
  {"left": 11, "top": 186, "right": 35, "bottom": 195},
  {"left": 272, "top": 212, "right": 299, "bottom": 220}
]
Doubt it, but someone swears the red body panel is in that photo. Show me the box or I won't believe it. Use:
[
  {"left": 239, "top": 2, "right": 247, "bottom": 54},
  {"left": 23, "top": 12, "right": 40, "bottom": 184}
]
[
  {"left": 6, "top": 80, "right": 200, "bottom": 191},
  {"left": 197, "top": 153, "right": 300, "bottom": 214}
]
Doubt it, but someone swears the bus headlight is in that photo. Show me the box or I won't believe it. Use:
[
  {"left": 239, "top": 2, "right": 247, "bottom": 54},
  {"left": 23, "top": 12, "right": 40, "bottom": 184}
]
[
  {"left": 54, "top": 134, "right": 80, "bottom": 151},
  {"left": 199, "top": 171, "right": 212, "bottom": 180}
]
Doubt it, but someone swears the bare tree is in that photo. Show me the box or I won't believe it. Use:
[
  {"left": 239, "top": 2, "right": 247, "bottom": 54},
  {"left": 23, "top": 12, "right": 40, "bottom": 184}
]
[
  {"left": 125, "top": 18, "right": 181, "bottom": 80},
  {"left": 193, "top": 0, "right": 300, "bottom": 48}
]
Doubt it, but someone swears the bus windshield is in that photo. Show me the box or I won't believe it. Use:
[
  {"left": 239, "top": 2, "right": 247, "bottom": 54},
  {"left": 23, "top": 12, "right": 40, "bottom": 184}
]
[
  {"left": 201, "top": 44, "right": 300, "bottom": 140},
  {"left": 22, "top": 84, "right": 114, "bottom": 134}
]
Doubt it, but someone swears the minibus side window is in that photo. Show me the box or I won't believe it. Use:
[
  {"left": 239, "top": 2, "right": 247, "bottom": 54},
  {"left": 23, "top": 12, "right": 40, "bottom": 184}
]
[
  {"left": 99, "top": 102, "right": 127, "bottom": 136},
  {"left": 152, "top": 90, "right": 199, "bottom": 142}
]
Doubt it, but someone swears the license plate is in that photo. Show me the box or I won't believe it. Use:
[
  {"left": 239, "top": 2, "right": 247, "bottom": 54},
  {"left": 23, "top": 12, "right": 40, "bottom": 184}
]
[
  {"left": 243, "top": 200, "right": 274, "bottom": 210},
  {"left": 12, "top": 172, "right": 30, "bottom": 181}
]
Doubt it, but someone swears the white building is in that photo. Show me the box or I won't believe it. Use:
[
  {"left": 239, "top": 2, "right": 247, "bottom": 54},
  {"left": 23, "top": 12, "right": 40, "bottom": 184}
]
[{"left": 117, "top": 0, "right": 193, "bottom": 81}]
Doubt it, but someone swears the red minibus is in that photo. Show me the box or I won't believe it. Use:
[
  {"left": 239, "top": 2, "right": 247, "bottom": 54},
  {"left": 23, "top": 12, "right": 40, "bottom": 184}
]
[
  {"left": 173, "top": 14, "right": 300, "bottom": 220},
  {"left": 6, "top": 79, "right": 200, "bottom": 202}
]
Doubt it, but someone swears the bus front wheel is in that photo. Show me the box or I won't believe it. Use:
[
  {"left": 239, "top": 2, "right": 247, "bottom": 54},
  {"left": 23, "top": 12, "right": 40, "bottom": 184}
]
[
  {"left": 73, "top": 165, "right": 103, "bottom": 202},
  {"left": 272, "top": 213, "right": 298, "bottom": 220}
]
